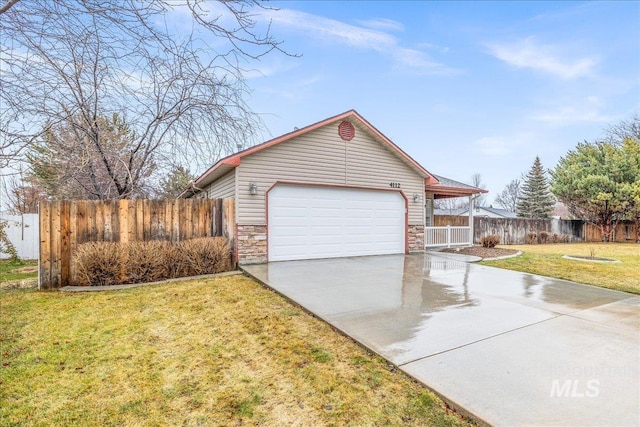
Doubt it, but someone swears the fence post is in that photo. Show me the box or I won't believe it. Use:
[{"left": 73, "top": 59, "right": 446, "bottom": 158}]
[{"left": 446, "top": 225, "right": 451, "bottom": 248}]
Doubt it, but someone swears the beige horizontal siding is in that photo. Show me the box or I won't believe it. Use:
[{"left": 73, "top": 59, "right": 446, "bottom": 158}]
[
  {"left": 345, "top": 127, "right": 424, "bottom": 224},
  {"left": 205, "top": 170, "right": 235, "bottom": 199},
  {"left": 237, "top": 121, "right": 425, "bottom": 225}
]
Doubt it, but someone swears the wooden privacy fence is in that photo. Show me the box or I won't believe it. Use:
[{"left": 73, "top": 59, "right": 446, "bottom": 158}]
[
  {"left": 434, "top": 215, "right": 584, "bottom": 244},
  {"left": 39, "top": 199, "right": 234, "bottom": 290},
  {"left": 583, "top": 221, "right": 638, "bottom": 243}
]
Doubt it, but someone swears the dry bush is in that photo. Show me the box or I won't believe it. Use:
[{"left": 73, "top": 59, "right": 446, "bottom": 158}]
[
  {"left": 551, "top": 233, "right": 571, "bottom": 243},
  {"left": 539, "top": 231, "right": 549, "bottom": 244},
  {"left": 125, "top": 241, "right": 171, "bottom": 284},
  {"left": 164, "top": 242, "right": 190, "bottom": 279},
  {"left": 73, "top": 237, "right": 231, "bottom": 286},
  {"left": 75, "top": 242, "right": 125, "bottom": 286},
  {"left": 526, "top": 233, "right": 537, "bottom": 244},
  {"left": 180, "top": 237, "right": 231, "bottom": 275},
  {"left": 481, "top": 235, "right": 500, "bottom": 248}
]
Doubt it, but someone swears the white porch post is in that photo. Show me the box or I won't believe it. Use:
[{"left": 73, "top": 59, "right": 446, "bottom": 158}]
[{"left": 468, "top": 195, "right": 474, "bottom": 246}]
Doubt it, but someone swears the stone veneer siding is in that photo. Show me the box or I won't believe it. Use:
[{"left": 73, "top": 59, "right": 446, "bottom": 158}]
[
  {"left": 237, "top": 225, "right": 267, "bottom": 264},
  {"left": 408, "top": 225, "right": 425, "bottom": 252},
  {"left": 238, "top": 224, "right": 424, "bottom": 263}
]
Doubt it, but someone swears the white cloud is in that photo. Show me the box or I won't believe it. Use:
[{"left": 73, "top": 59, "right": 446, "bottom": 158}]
[
  {"left": 263, "top": 8, "right": 395, "bottom": 48},
  {"left": 530, "top": 96, "right": 616, "bottom": 124},
  {"left": 486, "top": 37, "right": 597, "bottom": 79},
  {"left": 258, "top": 74, "right": 326, "bottom": 101},
  {"left": 261, "top": 8, "right": 457, "bottom": 75},
  {"left": 355, "top": 18, "right": 404, "bottom": 32},
  {"left": 531, "top": 108, "right": 614, "bottom": 124},
  {"left": 473, "top": 132, "right": 535, "bottom": 156},
  {"left": 474, "top": 136, "right": 512, "bottom": 156},
  {"left": 417, "top": 42, "right": 450, "bottom": 54}
]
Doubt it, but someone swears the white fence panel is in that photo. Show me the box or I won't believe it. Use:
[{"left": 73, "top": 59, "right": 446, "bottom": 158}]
[
  {"left": 0, "top": 213, "right": 39, "bottom": 260},
  {"left": 425, "top": 226, "right": 471, "bottom": 248}
]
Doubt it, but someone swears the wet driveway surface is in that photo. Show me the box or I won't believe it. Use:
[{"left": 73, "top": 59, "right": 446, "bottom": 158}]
[{"left": 241, "top": 254, "right": 640, "bottom": 426}]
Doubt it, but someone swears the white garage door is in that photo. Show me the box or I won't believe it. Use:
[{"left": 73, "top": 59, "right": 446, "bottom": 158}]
[{"left": 268, "top": 185, "right": 405, "bottom": 261}]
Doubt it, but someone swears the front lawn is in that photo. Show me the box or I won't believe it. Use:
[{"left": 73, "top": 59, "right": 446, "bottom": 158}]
[
  {"left": 0, "top": 275, "right": 468, "bottom": 426},
  {"left": 0, "top": 259, "right": 38, "bottom": 289},
  {"left": 481, "top": 243, "right": 639, "bottom": 294}
]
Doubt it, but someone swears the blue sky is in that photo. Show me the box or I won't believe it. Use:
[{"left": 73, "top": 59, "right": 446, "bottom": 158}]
[{"left": 241, "top": 1, "right": 639, "bottom": 202}]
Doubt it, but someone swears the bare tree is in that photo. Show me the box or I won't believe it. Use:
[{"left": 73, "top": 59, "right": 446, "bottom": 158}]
[
  {"left": 0, "top": 0, "right": 289, "bottom": 180},
  {"left": 27, "top": 114, "right": 155, "bottom": 199},
  {"left": 495, "top": 178, "right": 521, "bottom": 212},
  {"left": 433, "top": 197, "right": 465, "bottom": 214},
  {"left": 470, "top": 173, "right": 487, "bottom": 207},
  {"left": 1, "top": 169, "right": 47, "bottom": 213},
  {"left": 604, "top": 114, "right": 640, "bottom": 145}
]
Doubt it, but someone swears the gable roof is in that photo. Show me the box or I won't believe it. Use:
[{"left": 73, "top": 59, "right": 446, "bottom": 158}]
[
  {"left": 435, "top": 206, "right": 517, "bottom": 218},
  {"left": 183, "top": 110, "right": 437, "bottom": 194},
  {"left": 481, "top": 206, "right": 518, "bottom": 218},
  {"left": 181, "top": 110, "right": 486, "bottom": 198},
  {"left": 426, "top": 174, "right": 487, "bottom": 199}
]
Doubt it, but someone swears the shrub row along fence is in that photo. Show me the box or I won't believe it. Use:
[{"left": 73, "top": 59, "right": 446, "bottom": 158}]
[
  {"left": 39, "top": 199, "right": 234, "bottom": 289},
  {"left": 434, "top": 216, "right": 584, "bottom": 244}
]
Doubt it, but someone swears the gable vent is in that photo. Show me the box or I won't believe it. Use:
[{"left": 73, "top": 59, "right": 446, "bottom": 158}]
[{"left": 338, "top": 121, "right": 355, "bottom": 141}]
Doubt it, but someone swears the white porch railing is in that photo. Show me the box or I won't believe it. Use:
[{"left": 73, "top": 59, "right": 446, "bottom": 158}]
[{"left": 425, "top": 225, "right": 472, "bottom": 248}]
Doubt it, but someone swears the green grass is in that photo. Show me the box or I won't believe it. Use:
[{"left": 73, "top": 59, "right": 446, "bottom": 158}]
[
  {"left": 0, "top": 275, "right": 470, "bottom": 426},
  {"left": 0, "top": 259, "right": 38, "bottom": 283},
  {"left": 481, "top": 243, "right": 640, "bottom": 294}
]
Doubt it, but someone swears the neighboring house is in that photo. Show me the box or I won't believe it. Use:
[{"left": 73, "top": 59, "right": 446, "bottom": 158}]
[
  {"left": 182, "top": 110, "right": 486, "bottom": 263},
  {"left": 435, "top": 206, "right": 518, "bottom": 219}
]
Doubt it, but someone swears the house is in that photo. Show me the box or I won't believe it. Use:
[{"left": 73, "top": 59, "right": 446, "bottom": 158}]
[
  {"left": 182, "top": 110, "right": 486, "bottom": 263},
  {"left": 435, "top": 206, "right": 518, "bottom": 219}
]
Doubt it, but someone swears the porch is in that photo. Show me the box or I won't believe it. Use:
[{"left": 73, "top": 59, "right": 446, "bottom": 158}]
[
  {"left": 424, "top": 175, "right": 487, "bottom": 248},
  {"left": 425, "top": 224, "right": 472, "bottom": 248}
]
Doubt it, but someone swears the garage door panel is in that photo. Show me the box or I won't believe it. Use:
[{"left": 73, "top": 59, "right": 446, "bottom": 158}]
[
  {"left": 269, "top": 219, "right": 308, "bottom": 228},
  {"left": 268, "top": 185, "right": 405, "bottom": 261}
]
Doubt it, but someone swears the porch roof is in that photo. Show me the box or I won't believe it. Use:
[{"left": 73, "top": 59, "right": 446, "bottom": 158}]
[{"left": 426, "top": 174, "right": 488, "bottom": 199}]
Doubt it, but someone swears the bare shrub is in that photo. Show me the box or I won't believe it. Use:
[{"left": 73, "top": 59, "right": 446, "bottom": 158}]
[
  {"left": 481, "top": 235, "right": 500, "bottom": 248},
  {"left": 526, "top": 233, "right": 537, "bottom": 244},
  {"left": 73, "top": 238, "right": 232, "bottom": 286},
  {"left": 539, "top": 231, "right": 549, "bottom": 244},
  {"left": 75, "top": 242, "right": 124, "bottom": 286},
  {"left": 125, "top": 241, "right": 171, "bottom": 284},
  {"left": 181, "top": 238, "right": 231, "bottom": 275},
  {"left": 550, "top": 233, "right": 571, "bottom": 243},
  {"left": 164, "top": 242, "right": 190, "bottom": 279}
]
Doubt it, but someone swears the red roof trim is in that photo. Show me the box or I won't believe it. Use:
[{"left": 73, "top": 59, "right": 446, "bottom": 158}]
[
  {"left": 192, "top": 109, "right": 439, "bottom": 187},
  {"left": 425, "top": 184, "right": 488, "bottom": 196}
]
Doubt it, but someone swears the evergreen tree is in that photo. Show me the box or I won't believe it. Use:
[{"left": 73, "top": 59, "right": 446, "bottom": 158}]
[
  {"left": 158, "top": 166, "right": 195, "bottom": 199},
  {"left": 517, "top": 156, "right": 555, "bottom": 218}
]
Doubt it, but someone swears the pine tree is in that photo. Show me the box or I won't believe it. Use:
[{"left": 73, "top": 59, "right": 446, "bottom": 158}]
[
  {"left": 158, "top": 166, "right": 195, "bottom": 199},
  {"left": 517, "top": 156, "right": 555, "bottom": 218}
]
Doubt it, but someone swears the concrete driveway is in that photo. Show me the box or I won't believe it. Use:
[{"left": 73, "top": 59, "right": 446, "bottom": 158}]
[{"left": 241, "top": 254, "right": 639, "bottom": 426}]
